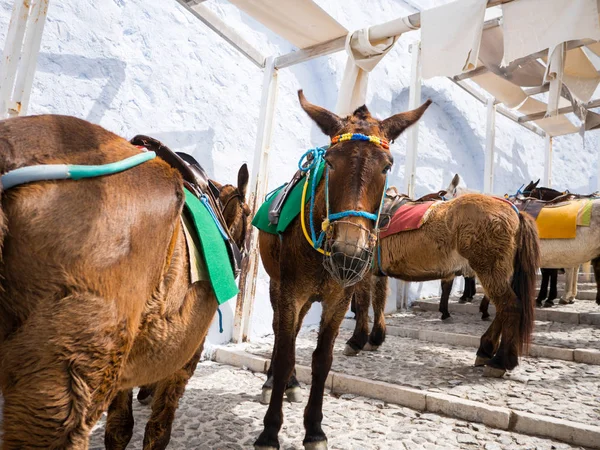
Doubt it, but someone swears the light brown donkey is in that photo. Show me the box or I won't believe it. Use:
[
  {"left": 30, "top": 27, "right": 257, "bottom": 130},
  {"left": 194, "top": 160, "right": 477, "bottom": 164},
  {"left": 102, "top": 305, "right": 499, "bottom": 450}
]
[
  {"left": 350, "top": 188, "right": 540, "bottom": 377},
  {"left": 0, "top": 114, "right": 249, "bottom": 449}
]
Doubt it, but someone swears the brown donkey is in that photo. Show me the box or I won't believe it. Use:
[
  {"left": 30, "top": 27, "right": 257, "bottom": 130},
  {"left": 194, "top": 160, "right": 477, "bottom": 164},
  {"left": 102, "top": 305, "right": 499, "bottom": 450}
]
[
  {"left": 255, "top": 91, "right": 431, "bottom": 450},
  {"left": 0, "top": 114, "right": 249, "bottom": 449},
  {"left": 347, "top": 190, "right": 540, "bottom": 377}
]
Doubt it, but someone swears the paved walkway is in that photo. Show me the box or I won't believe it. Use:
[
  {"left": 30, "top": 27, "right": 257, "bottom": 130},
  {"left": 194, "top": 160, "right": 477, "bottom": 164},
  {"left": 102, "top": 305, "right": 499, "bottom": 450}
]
[
  {"left": 384, "top": 310, "right": 600, "bottom": 350},
  {"left": 245, "top": 328, "right": 600, "bottom": 428},
  {"left": 76, "top": 361, "right": 589, "bottom": 450}
]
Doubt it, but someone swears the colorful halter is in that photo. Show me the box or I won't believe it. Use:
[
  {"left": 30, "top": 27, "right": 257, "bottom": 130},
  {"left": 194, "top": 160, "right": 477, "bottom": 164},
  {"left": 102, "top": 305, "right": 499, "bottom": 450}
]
[{"left": 331, "top": 133, "right": 389, "bottom": 150}]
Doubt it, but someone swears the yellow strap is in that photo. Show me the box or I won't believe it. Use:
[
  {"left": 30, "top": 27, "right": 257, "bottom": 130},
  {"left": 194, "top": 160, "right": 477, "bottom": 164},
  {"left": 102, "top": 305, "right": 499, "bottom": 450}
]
[{"left": 300, "top": 174, "right": 330, "bottom": 255}]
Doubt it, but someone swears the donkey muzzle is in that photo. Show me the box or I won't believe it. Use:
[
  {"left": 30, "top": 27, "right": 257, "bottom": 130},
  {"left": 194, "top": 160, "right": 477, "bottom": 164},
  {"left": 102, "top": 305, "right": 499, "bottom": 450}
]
[{"left": 323, "top": 220, "right": 376, "bottom": 288}]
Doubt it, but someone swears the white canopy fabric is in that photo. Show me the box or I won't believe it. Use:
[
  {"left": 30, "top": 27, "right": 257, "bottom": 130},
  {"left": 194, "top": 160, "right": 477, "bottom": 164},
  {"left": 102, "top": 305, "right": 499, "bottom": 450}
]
[
  {"left": 501, "top": 0, "right": 600, "bottom": 66},
  {"left": 214, "top": 0, "right": 600, "bottom": 138},
  {"left": 420, "top": 0, "right": 486, "bottom": 80},
  {"left": 228, "top": 0, "right": 347, "bottom": 49},
  {"left": 335, "top": 29, "right": 398, "bottom": 116}
]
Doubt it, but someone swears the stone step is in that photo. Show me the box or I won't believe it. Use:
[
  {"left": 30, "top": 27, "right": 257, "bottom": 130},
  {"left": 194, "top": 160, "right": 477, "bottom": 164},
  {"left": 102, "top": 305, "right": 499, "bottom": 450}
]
[
  {"left": 475, "top": 285, "right": 597, "bottom": 300},
  {"left": 229, "top": 328, "right": 600, "bottom": 449},
  {"left": 342, "top": 309, "right": 600, "bottom": 363},
  {"left": 413, "top": 297, "right": 600, "bottom": 325}
]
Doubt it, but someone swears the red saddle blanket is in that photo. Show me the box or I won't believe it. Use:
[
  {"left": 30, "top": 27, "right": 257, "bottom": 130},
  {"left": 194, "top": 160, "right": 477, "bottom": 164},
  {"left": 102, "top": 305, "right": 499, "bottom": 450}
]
[{"left": 380, "top": 201, "right": 440, "bottom": 238}]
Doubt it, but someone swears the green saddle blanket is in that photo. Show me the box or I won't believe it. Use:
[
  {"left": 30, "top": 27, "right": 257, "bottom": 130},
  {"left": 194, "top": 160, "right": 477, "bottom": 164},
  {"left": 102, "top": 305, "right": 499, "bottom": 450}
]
[
  {"left": 252, "top": 161, "right": 325, "bottom": 234},
  {"left": 183, "top": 188, "right": 238, "bottom": 305}
]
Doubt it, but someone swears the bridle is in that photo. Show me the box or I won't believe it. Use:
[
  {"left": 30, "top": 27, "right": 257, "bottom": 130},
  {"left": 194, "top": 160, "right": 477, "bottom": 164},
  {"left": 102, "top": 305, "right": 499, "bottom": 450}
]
[
  {"left": 222, "top": 190, "right": 248, "bottom": 255},
  {"left": 298, "top": 132, "right": 391, "bottom": 287}
]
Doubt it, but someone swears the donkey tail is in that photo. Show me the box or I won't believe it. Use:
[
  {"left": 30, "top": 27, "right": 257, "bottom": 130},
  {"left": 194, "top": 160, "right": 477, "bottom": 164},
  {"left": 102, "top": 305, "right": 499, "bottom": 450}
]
[{"left": 513, "top": 212, "right": 541, "bottom": 354}]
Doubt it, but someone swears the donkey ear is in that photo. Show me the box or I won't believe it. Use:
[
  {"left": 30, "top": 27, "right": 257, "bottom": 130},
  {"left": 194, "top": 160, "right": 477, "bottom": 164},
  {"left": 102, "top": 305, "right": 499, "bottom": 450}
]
[
  {"left": 450, "top": 174, "right": 460, "bottom": 189},
  {"left": 381, "top": 100, "right": 432, "bottom": 142},
  {"left": 298, "top": 90, "right": 343, "bottom": 137},
  {"left": 237, "top": 163, "right": 249, "bottom": 198},
  {"left": 533, "top": 179, "right": 540, "bottom": 188}
]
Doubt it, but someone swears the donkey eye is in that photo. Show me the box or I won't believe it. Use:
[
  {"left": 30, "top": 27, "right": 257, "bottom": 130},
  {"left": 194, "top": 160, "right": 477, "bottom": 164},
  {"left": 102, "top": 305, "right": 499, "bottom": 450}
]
[
  {"left": 382, "top": 164, "right": 392, "bottom": 174},
  {"left": 325, "top": 159, "right": 334, "bottom": 170}
]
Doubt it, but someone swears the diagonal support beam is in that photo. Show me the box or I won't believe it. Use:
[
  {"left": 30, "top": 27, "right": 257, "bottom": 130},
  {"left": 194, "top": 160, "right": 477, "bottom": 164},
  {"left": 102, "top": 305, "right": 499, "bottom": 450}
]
[{"left": 176, "top": 0, "right": 266, "bottom": 69}]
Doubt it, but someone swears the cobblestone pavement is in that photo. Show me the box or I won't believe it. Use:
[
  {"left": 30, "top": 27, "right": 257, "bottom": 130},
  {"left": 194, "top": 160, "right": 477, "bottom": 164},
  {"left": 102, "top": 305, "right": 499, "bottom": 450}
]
[
  {"left": 419, "top": 296, "right": 600, "bottom": 315},
  {"left": 83, "top": 362, "right": 588, "bottom": 449},
  {"left": 245, "top": 328, "right": 600, "bottom": 427},
  {"left": 383, "top": 310, "right": 600, "bottom": 350}
]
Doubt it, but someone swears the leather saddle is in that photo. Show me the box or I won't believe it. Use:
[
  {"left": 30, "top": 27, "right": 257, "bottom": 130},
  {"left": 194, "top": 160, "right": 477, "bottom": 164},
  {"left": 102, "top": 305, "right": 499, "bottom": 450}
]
[
  {"left": 268, "top": 170, "right": 305, "bottom": 226},
  {"left": 130, "top": 135, "right": 242, "bottom": 278},
  {"left": 268, "top": 153, "right": 321, "bottom": 226}
]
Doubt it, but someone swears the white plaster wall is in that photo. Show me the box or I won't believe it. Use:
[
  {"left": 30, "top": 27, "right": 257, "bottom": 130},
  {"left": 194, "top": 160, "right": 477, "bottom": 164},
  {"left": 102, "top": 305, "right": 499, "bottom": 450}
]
[{"left": 1, "top": 0, "right": 599, "bottom": 345}]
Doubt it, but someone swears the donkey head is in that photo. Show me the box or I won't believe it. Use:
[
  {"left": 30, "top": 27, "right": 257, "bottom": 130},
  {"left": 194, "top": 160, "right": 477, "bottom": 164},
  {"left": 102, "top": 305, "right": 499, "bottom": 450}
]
[
  {"left": 523, "top": 179, "right": 540, "bottom": 195},
  {"left": 445, "top": 173, "right": 472, "bottom": 198},
  {"left": 211, "top": 164, "right": 250, "bottom": 250},
  {"left": 299, "top": 90, "right": 431, "bottom": 285}
]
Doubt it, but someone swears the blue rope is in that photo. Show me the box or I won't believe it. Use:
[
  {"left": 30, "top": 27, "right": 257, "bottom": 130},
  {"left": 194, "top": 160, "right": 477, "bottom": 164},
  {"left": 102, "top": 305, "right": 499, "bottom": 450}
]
[
  {"left": 329, "top": 210, "right": 378, "bottom": 221},
  {"left": 298, "top": 147, "right": 327, "bottom": 250},
  {"left": 200, "top": 195, "right": 228, "bottom": 240},
  {"left": 217, "top": 307, "right": 223, "bottom": 333},
  {"left": 265, "top": 183, "right": 286, "bottom": 201}
]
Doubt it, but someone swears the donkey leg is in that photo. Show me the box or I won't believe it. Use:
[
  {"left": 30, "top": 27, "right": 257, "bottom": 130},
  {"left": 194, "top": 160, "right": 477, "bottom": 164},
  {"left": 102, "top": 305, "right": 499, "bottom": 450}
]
[
  {"left": 559, "top": 266, "right": 577, "bottom": 305},
  {"left": 0, "top": 293, "right": 129, "bottom": 449},
  {"left": 365, "top": 275, "right": 388, "bottom": 349},
  {"left": 255, "top": 292, "right": 306, "bottom": 449},
  {"left": 344, "top": 278, "right": 371, "bottom": 356},
  {"left": 479, "top": 296, "right": 491, "bottom": 321},
  {"left": 439, "top": 277, "right": 453, "bottom": 320},
  {"left": 105, "top": 390, "right": 135, "bottom": 450},
  {"left": 262, "top": 292, "right": 311, "bottom": 405},
  {"left": 303, "top": 294, "right": 350, "bottom": 450},
  {"left": 592, "top": 257, "right": 600, "bottom": 305},
  {"left": 142, "top": 346, "right": 202, "bottom": 450},
  {"left": 464, "top": 276, "right": 476, "bottom": 302},
  {"left": 546, "top": 269, "right": 558, "bottom": 304},
  {"left": 475, "top": 315, "right": 501, "bottom": 366},
  {"left": 484, "top": 301, "right": 523, "bottom": 377},
  {"left": 537, "top": 269, "right": 550, "bottom": 306}
]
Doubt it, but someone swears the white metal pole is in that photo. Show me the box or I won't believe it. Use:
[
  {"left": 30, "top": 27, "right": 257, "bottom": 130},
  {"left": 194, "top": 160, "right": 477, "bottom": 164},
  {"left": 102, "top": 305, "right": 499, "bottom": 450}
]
[
  {"left": 543, "top": 134, "right": 553, "bottom": 187},
  {"left": 397, "top": 41, "right": 422, "bottom": 311},
  {"left": 10, "top": 0, "right": 49, "bottom": 117},
  {"left": 232, "top": 56, "right": 278, "bottom": 343},
  {"left": 403, "top": 41, "right": 422, "bottom": 199},
  {"left": 483, "top": 97, "right": 496, "bottom": 194},
  {"left": 0, "top": 0, "right": 31, "bottom": 119}
]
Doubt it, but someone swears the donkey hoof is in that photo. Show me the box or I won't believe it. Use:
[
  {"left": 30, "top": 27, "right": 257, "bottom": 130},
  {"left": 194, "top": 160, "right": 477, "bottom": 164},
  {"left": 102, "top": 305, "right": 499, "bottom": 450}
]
[
  {"left": 441, "top": 316, "right": 454, "bottom": 323},
  {"left": 285, "top": 386, "right": 303, "bottom": 403},
  {"left": 559, "top": 298, "right": 575, "bottom": 305},
  {"left": 481, "top": 314, "right": 490, "bottom": 321},
  {"left": 254, "top": 446, "right": 278, "bottom": 450},
  {"left": 260, "top": 388, "right": 272, "bottom": 405},
  {"left": 474, "top": 356, "right": 489, "bottom": 367},
  {"left": 363, "top": 342, "right": 380, "bottom": 351},
  {"left": 483, "top": 365, "right": 506, "bottom": 378},
  {"left": 304, "top": 441, "right": 328, "bottom": 450},
  {"left": 343, "top": 344, "right": 360, "bottom": 356}
]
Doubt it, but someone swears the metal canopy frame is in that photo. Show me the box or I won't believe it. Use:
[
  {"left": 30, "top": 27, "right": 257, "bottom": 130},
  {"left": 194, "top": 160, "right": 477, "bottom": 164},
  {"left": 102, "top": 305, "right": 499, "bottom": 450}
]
[
  {"left": 168, "top": 0, "right": 600, "bottom": 340},
  {"left": 3, "top": 0, "right": 600, "bottom": 341}
]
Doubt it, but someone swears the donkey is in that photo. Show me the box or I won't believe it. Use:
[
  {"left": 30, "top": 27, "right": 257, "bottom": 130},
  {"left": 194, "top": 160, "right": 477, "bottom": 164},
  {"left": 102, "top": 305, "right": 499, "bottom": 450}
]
[
  {"left": 447, "top": 174, "right": 600, "bottom": 307},
  {"left": 0, "top": 114, "right": 250, "bottom": 449},
  {"left": 345, "top": 187, "right": 540, "bottom": 379},
  {"left": 254, "top": 91, "right": 431, "bottom": 450},
  {"left": 104, "top": 171, "right": 249, "bottom": 450}
]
